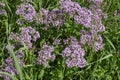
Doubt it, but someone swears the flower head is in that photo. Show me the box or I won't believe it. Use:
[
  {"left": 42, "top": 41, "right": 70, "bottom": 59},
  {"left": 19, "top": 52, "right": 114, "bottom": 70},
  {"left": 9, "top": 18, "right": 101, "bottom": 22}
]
[
  {"left": 16, "top": 3, "right": 36, "bottom": 22},
  {"left": 36, "top": 43, "right": 55, "bottom": 67},
  {"left": 9, "top": 27, "right": 40, "bottom": 49},
  {"left": 62, "top": 37, "right": 86, "bottom": 68}
]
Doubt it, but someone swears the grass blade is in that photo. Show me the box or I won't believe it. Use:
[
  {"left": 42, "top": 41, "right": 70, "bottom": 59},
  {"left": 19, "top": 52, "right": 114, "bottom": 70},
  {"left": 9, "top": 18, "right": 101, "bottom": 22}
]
[{"left": 8, "top": 42, "right": 23, "bottom": 80}]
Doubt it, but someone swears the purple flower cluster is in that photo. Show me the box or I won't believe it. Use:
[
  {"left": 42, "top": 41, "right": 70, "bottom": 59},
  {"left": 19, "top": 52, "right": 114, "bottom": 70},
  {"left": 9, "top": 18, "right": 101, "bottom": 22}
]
[
  {"left": 53, "top": 38, "right": 61, "bottom": 45},
  {"left": 9, "top": 27, "right": 40, "bottom": 49},
  {"left": 16, "top": 19, "right": 24, "bottom": 25},
  {"left": 89, "top": 3, "right": 107, "bottom": 18},
  {"left": 0, "top": 50, "right": 24, "bottom": 80},
  {"left": 62, "top": 37, "right": 86, "bottom": 68},
  {"left": 36, "top": 8, "right": 64, "bottom": 28},
  {"left": 6, "top": 44, "right": 15, "bottom": 52},
  {"left": 60, "top": 0, "right": 106, "bottom": 30},
  {"left": 16, "top": 3, "right": 36, "bottom": 22},
  {"left": 86, "top": 0, "right": 103, "bottom": 4},
  {"left": 0, "top": 10, "right": 6, "bottom": 15},
  {"left": 60, "top": 0, "right": 106, "bottom": 51},
  {"left": 80, "top": 30, "right": 103, "bottom": 51},
  {"left": 0, "top": 2, "right": 5, "bottom": 7},
  {"left": 1, "top": 66, "right": 17, "bottom": 80},
  {"left": 60, "top": 0, "right": 93, "bottom": 27},
  {"left": 114, "top": 10, "right": 118, "bottom": 16},
  {"left": 0, "top": 2, "right": 6, "bottom": 15},
  {"left": 90, "top": 15, "right": 105, "bottom": 33},
  {"left": 60, "top": 0, "right": 81, "bottom": 17},
  {"left": 36, "top": 43, "right": 55, "bottom": 67},
  {"left": 63, "top": 36, "right": 78, "bottom": 45},
  {"left": 74, "top": 8, "right": 93, "bottom": 27},
  {"left": 3, "top": 50, "right": 24, "bottom": 66},
  {"left": 0, "top": 0, "right": 107, "bottom": 71},
  {"left": 79, "top": 3, "right": 106, "bottom": 51}
]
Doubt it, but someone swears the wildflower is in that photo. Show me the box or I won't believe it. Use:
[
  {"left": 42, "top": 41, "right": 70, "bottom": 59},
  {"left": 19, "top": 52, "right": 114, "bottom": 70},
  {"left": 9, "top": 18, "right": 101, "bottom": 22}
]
[
  {"left": 4, "top": 66, "right": 17, "bottom": 76},
  {"left": 3, "top": 57, "right": 14, "bottom": 66},
  {"left": 80, "top": 32, "right": 91, "bottom": 45},
  {"left": 37, "top": 8, "right": 64, "bottom": 27},
  {"left": 16, "top": 19, "right": 24, "bottom": 25},
  {"left": 80, "top": 30, "right": 103, "bottom": 51},
  {"left": 0, "top": 10, "right": 6, "bottom": 15},
  {"left": 66, "top": 57, "right": 86, "bottom": 68},
  {"left": 86, "top": 0, "right": 103, "bottom": 4},
  {"left": 63, "top": 36, "right": 78, "bottom": 45},
  {"left": 9, "top": 27, "right": 40, "bottom": 49},
  {"left": 1, "top": 50, "right": 25, "bottom": 80},
  {"left": 59, "top": 0, "right": 82, "bottom": 17},
  {"left": 89, "top": 3, "right": 107, "bottom": 18},
  {"left": 60, "top": 0, "right": 105, "bottom": 52},
  {"left": 73, "top": 7, "right": 93, "bottom": 27},
  {"left": 53, "top": 38, "right": 61, "bottom": 45},
  {"left": 0, "top": 2, "right": 6, "bottom": 15},
  {"left": 3, "top": 50, "right": 24, "bottom": 67},
  {"left": 1, "top": 66, "right": 17, "bottom": 80},
  {"left": 36, "top": 43, "right": 55, "bottom": 67},
  {"left": 63, "top": 39, "right": 69, "bottom": 45},
  {"left": 60, "top": 0, "right": 106, "bottom": 31},
  {"left": 0, "top": 2, "right": 5, "bottom": 7},
  {"left": 16, "top": 3, "right": 36, "bottom": 22},
  {"left": 60, "top": 0, "right": 93, "bottom": 28},
  {"left": 94, "top": 42, "right": 103, "bottom": 51},
  {"left": 6, "top": 44, "right": 15, "bottom": 52},
  {"left": 0, "top": 70, "right": 2, "bottom": 77},
  {"left": 114, "top": 10, "right": 118, "bottom": 16},
  {"left": 62, "top": 37, "right": 86, "bottom": 68}
]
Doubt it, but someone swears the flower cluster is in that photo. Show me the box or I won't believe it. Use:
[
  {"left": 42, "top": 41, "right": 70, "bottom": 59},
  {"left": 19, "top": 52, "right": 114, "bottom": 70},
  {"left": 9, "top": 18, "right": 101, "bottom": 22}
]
[
  {"left": 60, "top": 0, "right": 81, "bottom": 17},
  {"left": 80, "top": 30, "right": 103, "bottom": 51},
  {"left": 16, "top": 19, "right": 24, "bottom": 25},
  {"left": 60, "top": 0, "right": 106, "bottom": 51},
  {"left": 0, "top": 2, "right": 6, "bottom": 15},
  {"left": 36, "top": 8, "right": 64, "bottom": 28},
  {"left": 62, "top": 37, "right": 86, "bottom": 68},
  {"left": 16, "top": 3, "right": 36, "bottom": 22},
  {"left": 0, "top": 1, "right": 107, "bottom": 75},
  {"left": 3, "top": 50, "right": 24, "bottom": 66},
  {"left": 53, "top": 38, "right": 61, "bottom": 45},
  {"left": 9, "top": 27, "right": 40, "bottom": 49},
  {"left": 0, "top": 50, "right": 24, "bottom": 80},
  {"left": 0, "top": 2, "right": 5, "bottom": 7},
  {"left": 0, "top": 9, "right": 6, "bottom": 15},
  {"left": 74, "top": 8, "right": 93, "bottom": 27},
  {"left": 1, "top": 66, "right": 17, "bottom": 80},
  {"left": 60, "top": 0, "right": 106, "bottom": 29},
  {"left": 36, "top": 43, "right": 55, "bottom": 67},
  {"left": 86, "top": 0, "right": 103, "bottom": 4},
  {"left": 2, "top": 27, "right": 39, "bottom": 80},
  {"left": 60, "top": 0, "right": 93, "bottom": 27},
  {"left": 79, "top": 1, "right": 106, "bottom": 51}
]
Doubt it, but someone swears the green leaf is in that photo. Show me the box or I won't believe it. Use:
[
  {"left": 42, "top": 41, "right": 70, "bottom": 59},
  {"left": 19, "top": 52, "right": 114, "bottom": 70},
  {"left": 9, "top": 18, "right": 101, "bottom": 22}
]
[
  {"left": 105, "top": 36, "right": 116, "bottom": 51},
  {"left": 0, "top": 72, "right": 18, "bottom": 80},
  {"left": 38, "top": 69, "right": 45, "bottom": 80}
]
